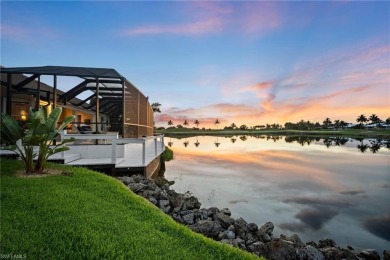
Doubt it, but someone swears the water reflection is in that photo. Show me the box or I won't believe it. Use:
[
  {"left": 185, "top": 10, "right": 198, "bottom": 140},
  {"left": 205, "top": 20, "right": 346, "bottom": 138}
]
[
  {"left": 168, "top": 134, "right": 390, "bottom": 154},
  {"left": 164, "top": 135, "right": 390, "bottom": 253}
]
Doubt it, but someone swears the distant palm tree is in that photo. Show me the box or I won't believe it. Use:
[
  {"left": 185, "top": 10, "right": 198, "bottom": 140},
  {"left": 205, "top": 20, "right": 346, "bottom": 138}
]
[
  {"left": 357, "top": 143, "right": 368, "bottom": 153},
  {"left": 231, "top": 137, "right": 237, "bottom": 143},
  {"left": 334, "top": 120, "right": 341, "bottom": 130},
  {"left": 230, "top": 123, "right": 237, "bottom": 129},
  {"left": 214, "top": 136, "right": 220, "bottom": 147},
  {"left": 183, "top": 120, "right": 189, "bottom": 128},
  {"left": 194, "top": 140, "right": 200, "bottom": 147},
  {"left": 168, "top": 120, "right": 173, "bottom": 126},
  {"left": 194, "top": 120, "right": 200, "bottom": 128},
  {"left": 183, "top": 140, "right": 189, "bottom": 147},
  {"left": 151, "top": 102, "right": 161, "bottom": 113},
  {"left": 323, "top": 118, "right": 332, "bottom": 128},
  {"left": 386, "top": 117, "right": 390, "bottom": 125},
  {"left": 356, "top": 114, "right": 368, "bottom": 128},
  {"left": 214, "top": 119, "right": 220, "bottom": 130},
  {"left": 168, "top": 141, "right": 174, "bottom": 147},
  {"left": 368, "top": 114, "right": 381, "bottom": 126}
]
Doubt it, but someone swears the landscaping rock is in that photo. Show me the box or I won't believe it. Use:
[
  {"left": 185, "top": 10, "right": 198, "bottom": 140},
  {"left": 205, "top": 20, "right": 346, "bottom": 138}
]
[
  {"left": 319, "top": 247, "right": 344, "bottom": 259},
  {"left": 214, "top": 212, "right": 235, "bottom": 229},
  {"left": 258, "top": 222, "right": 274, "bottom": 242},
  {"left": 189, "top": 220, "right": 223, "bottom": 238},
  {"left": 247, "top": 241, "right": 264, "bottom": 255},
  {"left": 318, "top": 238, "right": 336, "bottom": 248},
  {"left": 247, "top": 223, "right": 258, "bottom": 233},
  {"left": 221, "top": 208, "right": 231, "bottom": 216},
  {"left": 297, "top": 245, "right": 325, "bottom": 260},
  {"left": 127, "top": 182, "right": 147, "bottom": 193},
  {"left": 257, "top": 239, "right": 297, "bottom": 260},
  {"left": 358, "top": 249, "right": 380, "bottom": 260},
  {"left": 182, "top": 212, "right": 195, "bottom": 225},
  {"left": 183, "top": 196, "right": 201, "bottom": 210},
  {"left": 384, "top": 250, "right": 390, "bottom": 260}
]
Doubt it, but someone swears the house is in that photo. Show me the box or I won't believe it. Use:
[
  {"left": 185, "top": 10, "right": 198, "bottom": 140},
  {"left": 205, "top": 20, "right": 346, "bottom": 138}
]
[{"left": 1, "top": 66, "right": 164, "bottom": 176}]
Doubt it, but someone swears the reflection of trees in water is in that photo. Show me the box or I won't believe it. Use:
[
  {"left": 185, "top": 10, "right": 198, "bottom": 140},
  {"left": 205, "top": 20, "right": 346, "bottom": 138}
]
[
  {"left": 357, "top": 143, "right": 369, "bottom": 153},
  {"left": 240, "top": 136, "right": 247, "bottom": 142},
  {"left": 194, "top": 140, "right": 200, "bottom": 147},
  {"left": 214, "top": 136, "right": 221, "bottom": 148},
  {"left": 168, "top": 141, "right": 174, "bottom": 147},
  {"left": 183, "top": 140, "right": 189, "bottom": 147},
  {"left": 231, "top": 137, "right": 237, "bottom": 143},
  {"left": 369, "top": 140, "right": 382, "bottom": 153}
]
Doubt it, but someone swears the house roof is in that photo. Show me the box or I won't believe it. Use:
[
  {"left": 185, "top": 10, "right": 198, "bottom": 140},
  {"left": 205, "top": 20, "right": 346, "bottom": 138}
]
[
  {"left": 0, "top": 66, "right": 131, "bottom": 117},
  {"left": 1, "top": 66, "right": 124, "bottom": 79}
]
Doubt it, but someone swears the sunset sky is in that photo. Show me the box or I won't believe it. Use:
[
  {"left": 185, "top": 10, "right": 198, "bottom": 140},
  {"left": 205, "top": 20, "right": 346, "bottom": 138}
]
[{"left": 1, "top": 1, "right": 389, "bottom": 128}]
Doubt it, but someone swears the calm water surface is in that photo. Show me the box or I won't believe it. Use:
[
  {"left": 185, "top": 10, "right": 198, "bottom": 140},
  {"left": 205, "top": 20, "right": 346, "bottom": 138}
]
[{"left": 163, "top": 135, "right": 390, "bottom": 252}]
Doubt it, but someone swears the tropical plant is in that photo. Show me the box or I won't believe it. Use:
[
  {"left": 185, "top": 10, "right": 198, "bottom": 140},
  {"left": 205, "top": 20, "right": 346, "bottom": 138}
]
[
  {"left": 151, "top": 102, "right": 161, "bottom": 113},
  {"left": 194, "top": 120, "right": 200, "bottom": 128},
  {"left": 323, "top": 118, "right": 332, "bottom": 128},
  {"left": 1, "top": 107, "right": 75, "bottom": 174},
  {"left": 386, "top": 117, "right": 390, "bottom": 125},
  {"left": 214, "top": 119, "right": 220, "bottom": 130},
  {"left": 368, "top": 114, "right": 381, "bottom": 126},
  {"left": 239, "top": 124, "right": 248, "bottom": 130},
  {"left": 356, "top": 114, "right": 368, "bottom": 128},
  {"left": 183, "top": 120, "right": 189, "bottom": 128},
  {"left": 168, "top": 120, "right": 173, "bottom": 126},
  {"left": 230, "top": 123, "right": 237, "bottom": 129}
]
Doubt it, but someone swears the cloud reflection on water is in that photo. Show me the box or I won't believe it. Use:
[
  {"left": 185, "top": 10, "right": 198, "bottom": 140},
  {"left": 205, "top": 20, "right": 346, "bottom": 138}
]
[{"left": 164, "top": 135, "right": 390, "bottom": 252}]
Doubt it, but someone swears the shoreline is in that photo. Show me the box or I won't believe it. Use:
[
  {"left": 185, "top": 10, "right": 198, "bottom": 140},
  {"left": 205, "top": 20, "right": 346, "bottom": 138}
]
[
  {"left": 156, "top": 129, "right": 390, "bottom": 139},
  {"left": 117, "top": 174, "right": 389, "bottom": 260}
]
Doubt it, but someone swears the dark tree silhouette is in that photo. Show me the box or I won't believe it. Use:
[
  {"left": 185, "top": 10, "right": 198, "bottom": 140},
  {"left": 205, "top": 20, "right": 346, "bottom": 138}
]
[{"left": 151, "top": 102, "right": 161, "bottom": 113}]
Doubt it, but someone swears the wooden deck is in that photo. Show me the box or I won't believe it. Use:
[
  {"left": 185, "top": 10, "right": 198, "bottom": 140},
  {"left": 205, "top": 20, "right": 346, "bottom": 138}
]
[{"left": 1, "top": 132, "right": 165, "bottom": 176}]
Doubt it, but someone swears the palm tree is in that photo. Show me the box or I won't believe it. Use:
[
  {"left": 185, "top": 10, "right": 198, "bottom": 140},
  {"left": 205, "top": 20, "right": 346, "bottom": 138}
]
[
  {"left": 214, "top": 136, "right": 221, "bottom": 147},
  {"left": 194, "top": 120, "right": 200, "bottom": 129},
  {"left": 194, "top": 140, "right": 200, "bottom": 147},
  {"left": 214, "top": 119, "right": 220, "bottom": 130},
  {"left": 230, "top": 123, "right": 237, "bottom": 129},
  {"left": 168, "top": 120, "right": 173, "bottom": 127},
  {"left": 323, "top": 118, "right": 332, "bottom": 128},
  {"left": 334, "top": 120, "right": 341, "bottom": 130},
  {"left": 183, "top": 140, "right": 189, "bottom": 147},
  {"left": 231, "top": 137, "right": 237, "bottom": 143},
  {"left": 356, "top": 114, "right": 368, "bottom": 128},
  {"left": 368, "top": 114, "right": 381, "bottom": 126},
  {"left": 151, "top": 102, "right": 161, "bottom": 113},
  {"left": 183, "top": 120, "right": 189, "bottom": 128},
  {"left": 386, "top": 117, "right": 390, "bottom": 125}
]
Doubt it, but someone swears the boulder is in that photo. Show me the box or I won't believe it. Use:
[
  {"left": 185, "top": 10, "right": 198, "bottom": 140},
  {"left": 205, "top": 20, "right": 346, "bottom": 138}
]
[
  {"left": 247, "top": 223, "right": 258, "bottom": 233},
  {"left": 168, "top": 192, "right": 184, "bottom": 209},
  {"left": 358, "top": 249, "right": 380, "bottom": 260},
  {"left": 257, "top": 239, "right": 297, "bottom": 260},
  {"left": 234, "top": 217, "right": 248, "bottom": 239},
  {"left": 318, "top": 238, "right": 336, "bottom": 248},
  {"left": 384, "top": 250, "right": 390, "bottom": 260},
  {"left": 183, "top": 196, "right": 201, "bottom": 210},
  {"left": 214, "top": 212, "right": 235, "bottom": 229},
  {"left": 297, "top": 245, "right": 325, "bottom": 260},
  {"left": 158, "top": 199, "right": 170, "bottom": 209},
  {"left": 127, "top": 183, "right": 147, "bottom": 193},
  {"left": 207, "top": 207, "right": 220, "bottom": 218},
  {"left": 221, "top": 208, "right": 232, "bottom": 216},
  {"left": 194, "top": 209, "right": 209, "bottom": 222},
  {"left": 189, "top": 220, "right": 223, "bottom": 238},
  {"left": 247, "top": 241, "right": 264, "bottom": 255},
  {"left": 226, "top": 230, "right": 236, "bottom": 239},
  {"left": 182, "top": 212, "right": 195, "bottom": 225},
  {"left": 257, "top": 222, "right": 274, "bottom": 242},
  {"left": 147, "top": 197, "right": 157, "bottom": 205},
  {"left": 282, "top": 234, "right": 305, "bottom": 248},
  {"left": 117, "top": 176, "right": 134, "bottom": 185},
  {"left": 319, "top": 247, "right": 344, "bottom": 260}
]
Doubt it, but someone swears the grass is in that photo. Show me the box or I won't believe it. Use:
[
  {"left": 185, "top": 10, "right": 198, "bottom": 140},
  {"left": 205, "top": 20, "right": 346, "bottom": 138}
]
[
  {"left": 0, "top": 159, "right": 260, "bottom": 259},
  {"left": 157, "top": 128, "right": 390, "bottom": 138}
]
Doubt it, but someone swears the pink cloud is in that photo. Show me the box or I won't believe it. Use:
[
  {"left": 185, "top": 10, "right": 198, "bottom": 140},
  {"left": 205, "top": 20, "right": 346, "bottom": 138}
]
[
  {"left": 124, "top": 18, "right": 226, "bottom": 36},
  {"left": 0, "top": 23, "right": 61, "bottom": 42}
]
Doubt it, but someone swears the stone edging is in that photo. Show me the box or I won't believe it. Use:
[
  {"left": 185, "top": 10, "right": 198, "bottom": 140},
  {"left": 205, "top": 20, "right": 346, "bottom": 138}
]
[{"left": 117, "top": 175, "right": 389, "bottom": 260}]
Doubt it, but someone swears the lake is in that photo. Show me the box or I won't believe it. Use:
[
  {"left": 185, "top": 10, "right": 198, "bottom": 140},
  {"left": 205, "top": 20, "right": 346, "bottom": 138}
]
[{"left": 163, "top": 135, "right": 390, "bottom": 253}]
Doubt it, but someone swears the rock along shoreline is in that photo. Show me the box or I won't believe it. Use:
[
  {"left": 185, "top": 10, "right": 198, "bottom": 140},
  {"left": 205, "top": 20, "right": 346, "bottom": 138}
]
[{"left": 117, "top": 175, "right": 389, "bottom": 260}]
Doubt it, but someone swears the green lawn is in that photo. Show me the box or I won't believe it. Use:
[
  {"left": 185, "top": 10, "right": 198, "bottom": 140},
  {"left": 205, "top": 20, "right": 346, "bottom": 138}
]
[{"left": 0, "top": 159, "right": 259, "bottom": 259}]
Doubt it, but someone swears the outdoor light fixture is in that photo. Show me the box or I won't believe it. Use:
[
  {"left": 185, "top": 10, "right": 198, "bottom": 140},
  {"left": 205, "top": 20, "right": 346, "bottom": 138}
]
[{"left": 21, "top": 110, "right": 27, "bottom": 121}]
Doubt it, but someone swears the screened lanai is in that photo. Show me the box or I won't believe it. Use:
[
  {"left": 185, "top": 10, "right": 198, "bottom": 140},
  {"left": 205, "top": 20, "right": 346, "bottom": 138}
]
[{"left": 0, "top": 66, "right": 154, "bottom": 138}]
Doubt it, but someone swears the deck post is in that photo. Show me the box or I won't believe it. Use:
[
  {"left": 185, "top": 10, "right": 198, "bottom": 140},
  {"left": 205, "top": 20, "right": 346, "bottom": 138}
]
[
  {"left": 142, "top": 139, "right": 146, "bottom": 165},
  {"left": 155, "top": 137, "right": 158, "bottom": 156},
  {"left": 161, "top": 136, "right": 165, "bottom": 152},
  {"left": 111, "top": 138, "right": 117, "bottom": 164}
]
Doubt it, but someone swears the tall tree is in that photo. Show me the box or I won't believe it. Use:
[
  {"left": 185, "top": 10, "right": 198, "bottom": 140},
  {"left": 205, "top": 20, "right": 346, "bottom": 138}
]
[
  {"left": 168, "top": 120, "right": 173, "bottom": 126},
  {"left": 151, "top": 102, "right": 161, "bottom": 113},
  {"left": 214, "top": 119, "right": 220, "bottom": 130},
  {"left": 323, "top": 118, "right": 332, "bottom": 128},
  {"left": 230, "top": 123, "right": 237, "bottom": 129},
  {"left": 368, "top": 114, "right": 381, "bottom": 125},
  {"left": 356, "top": 114, "right": 368, "bottom": 128},
  {"left": 194, "top": 120, "right": 200, "bottom": 128},
  {"left": 183, "top": 120, "right": 189, "bottom": 128}
]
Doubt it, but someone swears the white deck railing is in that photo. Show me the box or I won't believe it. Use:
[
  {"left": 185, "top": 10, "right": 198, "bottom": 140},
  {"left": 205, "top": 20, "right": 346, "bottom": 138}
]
[{"left": 60, "top": 130, "right": 165, "bottom": 165}]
